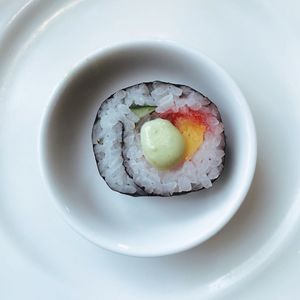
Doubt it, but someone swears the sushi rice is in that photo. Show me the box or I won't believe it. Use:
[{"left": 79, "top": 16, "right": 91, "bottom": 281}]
[{"left": 92, "top": 82, "right": 225, "bottom": 196}]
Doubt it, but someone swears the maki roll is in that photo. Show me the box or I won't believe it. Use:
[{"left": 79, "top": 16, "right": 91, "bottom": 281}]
[{"left": 92, "top": 81, "right": 225, "bottom": 196}]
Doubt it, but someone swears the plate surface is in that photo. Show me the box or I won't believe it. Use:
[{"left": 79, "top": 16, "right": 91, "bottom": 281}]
[
  {"left": 39, "top": 40, "right": 256, "bottom": 257},
  {"left": 1, "top": 0, "right": 300, "bottom": 299}
]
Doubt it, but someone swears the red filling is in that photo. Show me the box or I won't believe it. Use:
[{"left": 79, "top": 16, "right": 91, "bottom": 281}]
[{"left": 159, "top": 107, "right": 211, "bottom": 129}]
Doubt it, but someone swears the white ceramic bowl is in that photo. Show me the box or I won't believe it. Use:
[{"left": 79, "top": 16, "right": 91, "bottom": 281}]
[{"left": 39, "top": 40, "right": 256, "bottom": 257}]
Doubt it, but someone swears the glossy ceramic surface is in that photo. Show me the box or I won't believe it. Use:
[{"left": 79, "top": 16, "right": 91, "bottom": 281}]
[
  {"left": 1, "top": 0, "right": 300, "bottom": 299},
  {"left": 39, "top": 40, "right": 256, "bottom": 256}
]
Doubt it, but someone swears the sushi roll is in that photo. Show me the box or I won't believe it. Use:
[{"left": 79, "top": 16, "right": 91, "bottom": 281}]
[{"left": 92, "top": 81, "right": 225, "bottom": 196}]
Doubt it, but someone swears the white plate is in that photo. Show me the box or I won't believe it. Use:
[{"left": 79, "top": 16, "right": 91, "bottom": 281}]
[
  {"left": 39, "top": 40, "right": 256, "bottom": 257},
  {"left": 1, "top": 0, "right": 300, "bottom": 299}
]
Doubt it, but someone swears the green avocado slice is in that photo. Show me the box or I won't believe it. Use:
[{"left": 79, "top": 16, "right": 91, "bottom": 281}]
[{"left": 130, "top": 105, "right": 157, "bottom": 118}]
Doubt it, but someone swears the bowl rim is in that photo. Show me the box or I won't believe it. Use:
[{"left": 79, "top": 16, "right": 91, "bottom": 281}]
[{"left": 38, "top": 39, "right": 257, "bottom": 257}]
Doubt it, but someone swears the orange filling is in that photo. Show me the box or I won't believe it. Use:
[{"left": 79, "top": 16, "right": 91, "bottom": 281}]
[
  {"left": 159, "top": 108, "right": 209, "bottom": 161},
  {"left": 174, "top": 117, "right": 206, "bottom": 160}
]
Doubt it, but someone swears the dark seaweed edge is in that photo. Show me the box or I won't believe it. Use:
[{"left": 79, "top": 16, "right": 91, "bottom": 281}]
[
  {"left": 92, "top": 122, "right": 133, "bottom": 196},
  {"left": 91, "top": 81, "right": 226, "bottom": 197},
  {"left": 120, "top": 122, "right": 147, "bottom": 196}
]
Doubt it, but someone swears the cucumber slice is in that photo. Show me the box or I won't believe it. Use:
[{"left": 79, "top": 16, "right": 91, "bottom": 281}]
[{"left": 130, "top": 105, "right": 157, "bottom": 118}]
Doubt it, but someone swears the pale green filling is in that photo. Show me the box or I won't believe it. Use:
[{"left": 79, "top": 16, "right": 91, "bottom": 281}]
[{"left": 140, "top": 118, "right": 185, "bottom": 170}]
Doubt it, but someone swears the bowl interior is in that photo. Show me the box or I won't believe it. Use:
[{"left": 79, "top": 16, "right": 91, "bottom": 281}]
[{"left": 40, "top": 41, "right": 256, "bottom": 256}]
